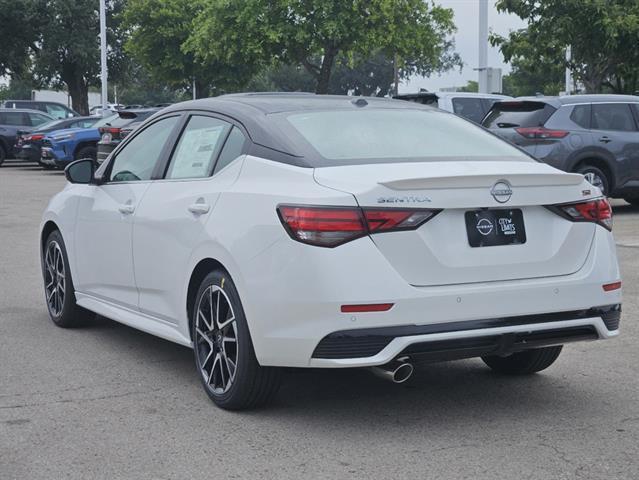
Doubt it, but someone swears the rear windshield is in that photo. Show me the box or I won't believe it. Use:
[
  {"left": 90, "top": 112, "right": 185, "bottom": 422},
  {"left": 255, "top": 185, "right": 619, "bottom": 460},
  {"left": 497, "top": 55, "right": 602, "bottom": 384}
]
[
  {"left": 483, "top": 101, "right": 555, "bottom": 129},
  {"left": 279, "top": 108, "right": 530, "bottom": 165}
]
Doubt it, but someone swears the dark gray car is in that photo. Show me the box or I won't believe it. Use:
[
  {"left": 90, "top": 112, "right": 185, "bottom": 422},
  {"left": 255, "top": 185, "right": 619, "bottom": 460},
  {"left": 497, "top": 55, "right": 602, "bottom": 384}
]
[
  {"left": 483, "top": 95, "right": 639, "bottom": 205},
  {"left": 0, "top": 108, "right": 54, "bottom": 166}
]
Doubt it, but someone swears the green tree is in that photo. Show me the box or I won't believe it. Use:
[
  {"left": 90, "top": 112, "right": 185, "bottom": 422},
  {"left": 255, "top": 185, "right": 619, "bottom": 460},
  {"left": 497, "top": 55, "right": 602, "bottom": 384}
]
[
  {"left": 458, "top": 80, "right": 478, "bottom": 93},
  {"left": 491, "top": 28, "right": 564, "bottom": 96},
  {"left": 493, "top": 0, "right": 639, "bottom": 94},
  {"left": 0, "top": 0, "right": 127, "bottom": 114},
  {"left": 186, "top": 0, "right": 460, "bottom": 94},
  {"left": 248, "top": 52, "right": 396, "bottom": 96},
  {"left": 124, "top": 0, "right": 259, "bottom": 97}
]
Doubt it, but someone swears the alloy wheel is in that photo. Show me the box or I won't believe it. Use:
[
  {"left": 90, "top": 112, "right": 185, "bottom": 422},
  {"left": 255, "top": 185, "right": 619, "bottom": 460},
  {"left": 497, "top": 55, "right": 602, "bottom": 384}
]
[
  {"left": 44, "top": 241, "right": 65, "bottom": 316},
  {"left": 195, "top": 285, "right": 238, "bottom": 394}
]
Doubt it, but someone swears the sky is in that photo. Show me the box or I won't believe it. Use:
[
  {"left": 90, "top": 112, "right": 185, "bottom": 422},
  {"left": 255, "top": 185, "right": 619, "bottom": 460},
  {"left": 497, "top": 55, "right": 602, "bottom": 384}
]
[{"left": 403, "top": 0, "right": 527, "bottom": 93}]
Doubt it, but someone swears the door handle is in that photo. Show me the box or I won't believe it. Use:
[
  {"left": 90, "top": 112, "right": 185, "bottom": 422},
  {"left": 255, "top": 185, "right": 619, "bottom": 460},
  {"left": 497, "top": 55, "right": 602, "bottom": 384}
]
[
  {"left": 599, "top": 136, "right": 612, "bottom": 144},
  {"left": 118, "top": 202, "right": 135, "bottom": 215},
  {"left": 188, "top": 201, "right": 210, "bottom": 215}
]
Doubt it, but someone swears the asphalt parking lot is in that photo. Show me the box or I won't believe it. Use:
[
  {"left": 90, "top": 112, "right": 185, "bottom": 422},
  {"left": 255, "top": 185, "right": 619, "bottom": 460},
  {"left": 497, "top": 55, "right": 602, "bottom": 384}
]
[{"left": 1, "top": 160, "right": 638, "bottom": 480}]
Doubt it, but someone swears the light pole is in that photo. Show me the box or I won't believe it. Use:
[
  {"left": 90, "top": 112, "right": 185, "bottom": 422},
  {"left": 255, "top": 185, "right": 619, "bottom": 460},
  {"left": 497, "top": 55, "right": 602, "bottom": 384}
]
[
  {"left": 478, "top": 0, "right": 489, "bottom": 93},
  {"left": 100, "top": 0, "right": 108, "bottom": 113}
]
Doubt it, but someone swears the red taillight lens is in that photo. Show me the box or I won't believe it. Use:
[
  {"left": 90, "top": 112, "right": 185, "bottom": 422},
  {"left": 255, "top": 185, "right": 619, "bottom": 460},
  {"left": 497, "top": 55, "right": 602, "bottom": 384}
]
[
  {"left": 602, "top": 281, "right": 621, "bottom": 292},
  {"left": 550, "top": 198, "right": 613, "bottom": 230},
  {"left": 277, "top": 205, "right": 440, "bottom": 247},
  {"left": 516, "top": 127, "right": 569, "bottom": 139},
  {"left": 30, "top": 134, "right": 44, "bottom": 141}
]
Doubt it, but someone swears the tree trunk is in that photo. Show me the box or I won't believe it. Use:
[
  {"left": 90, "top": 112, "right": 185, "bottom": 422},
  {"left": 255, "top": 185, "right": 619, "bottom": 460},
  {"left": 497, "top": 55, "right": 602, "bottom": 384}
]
[
  {"left": 195, "top": 80, "right": 209, "bottom": 99},
  {"left": 315, "top": 47, "right": 338, "bottom": 94},
  {"left": 65, "top": 73, "right": 89, "bottom": 115}
]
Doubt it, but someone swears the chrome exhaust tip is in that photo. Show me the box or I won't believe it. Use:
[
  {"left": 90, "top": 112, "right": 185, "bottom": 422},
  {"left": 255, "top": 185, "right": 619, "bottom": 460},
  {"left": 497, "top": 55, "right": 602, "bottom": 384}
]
[{"left": 370, "top": 359, "right": 414, "bottom": 384}]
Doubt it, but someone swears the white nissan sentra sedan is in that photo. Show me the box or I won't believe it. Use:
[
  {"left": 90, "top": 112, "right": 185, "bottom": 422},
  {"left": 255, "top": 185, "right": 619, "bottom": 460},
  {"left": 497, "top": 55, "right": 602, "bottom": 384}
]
[{"left": 40, "top": 93, "right": 622, "bottom": 410}]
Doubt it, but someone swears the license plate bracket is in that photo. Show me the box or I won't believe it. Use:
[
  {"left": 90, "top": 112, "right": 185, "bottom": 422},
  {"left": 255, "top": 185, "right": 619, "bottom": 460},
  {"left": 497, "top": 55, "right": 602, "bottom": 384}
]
[{"left": 465, "top": 209, "right": 526, "bottom": 247}]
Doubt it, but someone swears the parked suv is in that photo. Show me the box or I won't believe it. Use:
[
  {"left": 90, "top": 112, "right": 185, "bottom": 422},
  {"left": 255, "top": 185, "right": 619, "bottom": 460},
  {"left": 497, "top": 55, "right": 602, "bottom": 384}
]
[
  {"left": 0, "top": 108, "right": 53, "bottom": 165},
  {"left": 483, "top": 95, "right": 639, "bottom": 204},
  {"left": 16, "top": 116, "right": 98, "bottom": 165},
  {"left": 393, "top": 91, "right": 511, "bottom": 123},
  {"left": 2, "top": 100, "right": 79, "bottom": 119},
  {"left": 96, "top": 108, "right": 159, "bottom": 163}
]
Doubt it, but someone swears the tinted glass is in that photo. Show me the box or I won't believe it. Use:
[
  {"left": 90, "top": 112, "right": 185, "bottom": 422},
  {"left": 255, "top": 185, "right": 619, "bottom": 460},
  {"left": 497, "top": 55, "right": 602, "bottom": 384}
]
[
  {"left": 452, "top": 98, "right": 485, "bottom": 123},
  {"left": 36, "top": 119, "right": 65, "bottom": 131},
  {"left": 166, "top": 116, "right": 231, "bottom": 179},
  {"left": 570, "top": 104, "right": 591, "bottom": 129},
  {"left": 109, "top": 116, "right": 179, "bottom": 182},
  {"left": 284, "top": 109, "right": 528, "bottom": 163},
  {"left": 28, "top": 112, "right": 50, "bottom": 126},
  {"left": 0, "top": 111, "right": 29, "bottom": 126},
  {"left": 592, "top": 104, "right": 637, "bottom": 132},
  {"left": 93, "top": 113, "right": 120, "bottom": 128},
  {"left": 45, "top": 104, "right": 70, "bottom": 119},
  {"left": 483, "top": 101, "right": 555, "bottom": 128},
  {"left": 71, "top": 119, "right": 96, "bottom": 128},
  {"left": 214, "top": 127, "right": 246, "bottom": 174}
]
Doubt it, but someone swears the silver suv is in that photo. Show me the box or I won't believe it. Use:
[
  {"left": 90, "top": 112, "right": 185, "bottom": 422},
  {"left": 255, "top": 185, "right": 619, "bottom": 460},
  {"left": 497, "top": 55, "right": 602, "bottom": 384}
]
[{"left": 483, "top": 95, "right": 639, "bottom": 206}]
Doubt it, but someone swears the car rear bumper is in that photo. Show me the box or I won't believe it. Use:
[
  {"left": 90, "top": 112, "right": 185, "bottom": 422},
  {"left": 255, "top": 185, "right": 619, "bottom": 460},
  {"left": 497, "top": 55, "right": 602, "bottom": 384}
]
[
  {"left": 17, "top": 145, "right": 40, "bottom": 162},
  {"left": 239, "top": 225, "right": 621, "bottom": 368},
  {"left": 41, "top": 147, "right": 72, "bottom": 167},
  {"left": 311, "top": 305, "right": 620, "bottom": 366}
]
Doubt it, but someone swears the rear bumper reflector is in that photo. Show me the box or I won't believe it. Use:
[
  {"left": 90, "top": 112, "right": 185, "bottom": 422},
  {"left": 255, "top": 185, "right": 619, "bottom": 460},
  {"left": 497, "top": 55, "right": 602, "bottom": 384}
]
[
  {"left": 603, "top": 281, "right": 622, "bottom": 292},
  {"left": 341, "top": 303, "right": 394, "bottom": 313}
]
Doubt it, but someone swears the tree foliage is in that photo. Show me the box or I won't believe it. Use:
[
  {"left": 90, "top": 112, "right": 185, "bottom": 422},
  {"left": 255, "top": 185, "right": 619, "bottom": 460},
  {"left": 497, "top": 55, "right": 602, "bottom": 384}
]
[
  {"left": 247, "top": 52, "right": 396, "bottom": 96},
  {"left": 186, "top": 0, "right": 461, "bottom": 94},
  {"left": 494, "top": 0, "right": 639, "bottom": 94},
  {"left": 0, "top": 0, "right": 127, "bottom": 114}
]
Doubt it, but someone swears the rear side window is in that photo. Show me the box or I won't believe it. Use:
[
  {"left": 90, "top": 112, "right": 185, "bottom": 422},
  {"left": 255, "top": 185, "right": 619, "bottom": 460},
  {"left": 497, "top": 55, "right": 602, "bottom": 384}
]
[
  {"left": 483, "top": 101, "right": 555, "bottom": 128},
  {"left": 0, "top": 111, "right": 29, "bottom": 126},
  {"left": 570, "top": 105, "right": 591, "bottom": 129},
  {"left": 166, "top": 116, "right": 231, "bottom": 179},
  {"left": 214, "top": 127, "right": 246, "bottom": 174},
  {"left": 592, "top": 104, "right": 637, "bottom": 132},
  {"left": 452, "top": 98, "right": 485, "bottom": 123}
]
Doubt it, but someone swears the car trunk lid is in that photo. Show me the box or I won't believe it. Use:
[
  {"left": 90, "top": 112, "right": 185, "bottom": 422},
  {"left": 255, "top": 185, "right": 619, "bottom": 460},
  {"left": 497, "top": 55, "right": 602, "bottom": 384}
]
[{"left": 314, "top": 161, "right": 596, "bottom": 286}]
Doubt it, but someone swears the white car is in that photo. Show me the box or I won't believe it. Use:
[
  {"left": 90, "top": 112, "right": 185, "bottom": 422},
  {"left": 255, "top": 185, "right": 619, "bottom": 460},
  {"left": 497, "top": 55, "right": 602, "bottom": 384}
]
[
  {"left": 41, "top": 93, "right": 622, "bottom": 410},
  {"left": 393, "top": 91, "right": 511, "bottom": 123}
]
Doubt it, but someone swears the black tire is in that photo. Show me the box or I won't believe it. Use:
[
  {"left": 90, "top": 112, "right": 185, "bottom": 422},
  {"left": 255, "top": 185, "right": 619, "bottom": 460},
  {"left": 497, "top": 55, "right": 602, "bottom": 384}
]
[
  {"left": 576, "top": 164, "right": 610, "bottom": 196},
  {"left": 0, "top": 143, "right": 6, "bottom": 167},
  {"left": 482, "top": 346, "right": 563, "bottom": 375},
  {"left": 191, "top": 270, "right": 281, "bottom": 410},
  {"left": 75, "top": 145, "right": 97, "bottom": 161},
  {"left": 42, "top": 230, "right": 92, "bottom": 328}
]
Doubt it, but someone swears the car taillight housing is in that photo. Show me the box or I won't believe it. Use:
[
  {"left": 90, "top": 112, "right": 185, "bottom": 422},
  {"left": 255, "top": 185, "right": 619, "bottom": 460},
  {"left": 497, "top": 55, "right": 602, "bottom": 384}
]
[
  {"left": 548, "top": 198, "right": 613, "bottom": 230},
  {"left": 29, "top": 134, "right": 44, "bottom": 141},
  {"left": 277, "top": 205, "right": 441, "bottom": 247},
  {"left": 99, "top": 127, "right": 121, "bottom": 143},
  {"left": 515, "top": 127, "right": 569, "bottom": 139}
]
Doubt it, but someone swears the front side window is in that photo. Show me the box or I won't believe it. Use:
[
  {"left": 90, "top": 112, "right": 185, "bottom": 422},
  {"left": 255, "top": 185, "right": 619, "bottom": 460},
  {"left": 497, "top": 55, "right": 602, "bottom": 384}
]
[
  {"left": 28, "top": 112, "right": 51, "bottom": 126},
  {"left": 165, "top": 116, "right": 231, "bottom": 179},
  {"left": 282, "top": 108, "right": 529, "bottom": 164},
  {"left": 592, "top": 104, "right": 637, "bottom": 132},
  {"left": 46, "top": 104, "right": 69, "bottom": 119},
  {"left": 109, "top": 116, "right": 179, "bottom": 182},
  {"left": 452, "top": 98, "right": 485, "bottom": 123}
]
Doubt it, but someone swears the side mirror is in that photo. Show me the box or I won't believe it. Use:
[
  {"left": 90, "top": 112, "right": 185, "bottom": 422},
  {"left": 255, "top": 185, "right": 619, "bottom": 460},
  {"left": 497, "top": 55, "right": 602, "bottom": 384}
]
[{"left": 65, "top": 158, "right": 96, "bottom": 184}]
